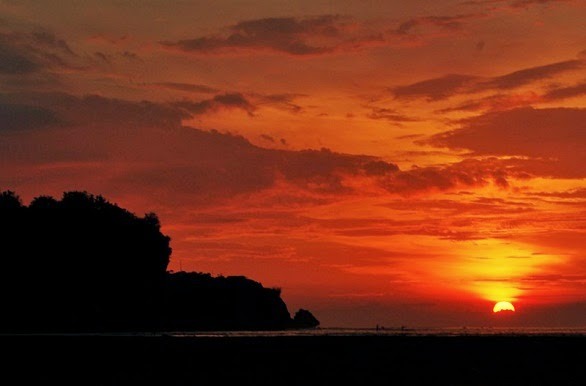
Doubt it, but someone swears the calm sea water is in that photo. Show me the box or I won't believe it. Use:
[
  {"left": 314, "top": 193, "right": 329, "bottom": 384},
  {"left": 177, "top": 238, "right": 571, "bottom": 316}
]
[
  {"left": 4, "top": 327, "right": 585, "bottom": 337},
  {"left": 169, "top": 326, "right": 586, "bottom": 337}
]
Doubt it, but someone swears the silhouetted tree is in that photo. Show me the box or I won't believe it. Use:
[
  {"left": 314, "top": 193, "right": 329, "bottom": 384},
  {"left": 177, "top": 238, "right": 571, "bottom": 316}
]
[
  {"left": 0, "top": 191, "right": 22, "bottom": 210},
  {"left": 0, "top": 191, "right": 171, "bottom": 331},
  {"left": 0, "top": 191, "right": 319, "bottom": 332}
]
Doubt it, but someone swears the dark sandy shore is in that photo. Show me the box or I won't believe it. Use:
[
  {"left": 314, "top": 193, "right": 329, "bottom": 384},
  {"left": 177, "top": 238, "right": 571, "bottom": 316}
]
[{"left": 1, "top": 335, "right": 584, "bottom": 385}]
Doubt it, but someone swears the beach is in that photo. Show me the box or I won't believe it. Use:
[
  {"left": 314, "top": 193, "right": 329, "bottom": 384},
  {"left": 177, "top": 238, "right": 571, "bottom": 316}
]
[{"left": 2, "top": 333, "right": 584, "bottom": 385}]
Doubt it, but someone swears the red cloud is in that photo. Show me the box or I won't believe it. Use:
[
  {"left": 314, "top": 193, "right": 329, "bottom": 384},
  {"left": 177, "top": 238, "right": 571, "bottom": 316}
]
[
  {"left": 543, "top": 81, "right": 586, "bottom": 101},
  {"left": 0, "top": 93, "right": 555, "bottom": 213},
  {"left": 391, "top": 74, "right": 478, "bottom": 101},
  {"left": 391, "top": 59, "right": 583, "bottom": 101},
  {"left": 394, "top": 14, "right": 484, "bottom": 35},
  {"left": 425, "top": 107, "right": 586, "bottom": 178},
  {"left": 161, "top": 15, "right": 353, "bottom": 56}
]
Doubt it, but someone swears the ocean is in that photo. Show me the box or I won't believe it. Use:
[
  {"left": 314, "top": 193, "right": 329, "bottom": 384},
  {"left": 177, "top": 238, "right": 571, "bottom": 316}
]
[
  {"left": 167, "top": 326, "right": 586, "bottom": 337},
  {"left": 3, "top": 326, "right": 585, "bottom": 337}
]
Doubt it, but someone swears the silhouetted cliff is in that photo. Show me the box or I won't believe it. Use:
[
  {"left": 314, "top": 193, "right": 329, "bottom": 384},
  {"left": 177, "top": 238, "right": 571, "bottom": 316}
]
[
  {"left": 162, "top": 272, "right": 293, "bottom": 330},
  {"left": 0, "top": 191, "right": 318, "bottom": 332}
]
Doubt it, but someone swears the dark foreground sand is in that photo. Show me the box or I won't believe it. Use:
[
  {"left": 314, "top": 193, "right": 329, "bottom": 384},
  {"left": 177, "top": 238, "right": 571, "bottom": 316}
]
[{"left": 1, "top": 335, "right": 584, "bottom": 385}]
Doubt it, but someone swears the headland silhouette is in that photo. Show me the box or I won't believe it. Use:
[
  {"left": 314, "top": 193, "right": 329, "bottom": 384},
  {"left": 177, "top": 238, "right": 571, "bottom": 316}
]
[{"left": 0, "top": 190, "right": 319, "bottom": 332}]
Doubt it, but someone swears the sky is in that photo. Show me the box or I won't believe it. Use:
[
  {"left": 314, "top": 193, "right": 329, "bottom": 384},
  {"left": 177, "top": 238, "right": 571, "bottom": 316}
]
[{"left": 1, "top": 0, "right": 585, "bottom": 327}]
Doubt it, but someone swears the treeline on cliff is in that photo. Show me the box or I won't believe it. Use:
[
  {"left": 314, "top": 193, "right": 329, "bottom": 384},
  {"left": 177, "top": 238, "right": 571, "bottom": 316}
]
[{"left": 0, "top": 191, "right": 319, "bottom": 332}]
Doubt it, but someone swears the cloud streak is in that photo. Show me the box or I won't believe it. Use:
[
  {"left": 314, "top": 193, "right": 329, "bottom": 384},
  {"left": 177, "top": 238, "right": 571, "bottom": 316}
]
[
  {"left": 0, "top": 30, "right": 78, "bottom": 76},
  {"left": 161, "top": 15, "right": 353, "bottom": 56},
  {"left": 391, "top": 59, "right": 583, "bottom": 101},
  {"left": 391, "top": 74, "right": 478, "bottom": 101},
  {"left": 152, "top": 82, "right": 219, "bottom": 94},
  {"left": 543, "top": 81, "right": 586, "bottom": 101},
  {"left": 461, "top": 0, "right": 573, "bottom": 9},
  {"left": 173, "top": 93, "right": 257, "bottom": 116},
  {"left": 0, "top": 35, "right": 43, "bottom": 74},
  {"left": 0, "top": 103, "right": 60, "bottom": 131},
  {"left": 367, "top": 107, "right": 419, "bottom": 123},
  {"left": 476, "top": 60, "right": 583, "bottom": 90},
  {"left": 394, "top": 14, "right": 484, "bottom": 35}
]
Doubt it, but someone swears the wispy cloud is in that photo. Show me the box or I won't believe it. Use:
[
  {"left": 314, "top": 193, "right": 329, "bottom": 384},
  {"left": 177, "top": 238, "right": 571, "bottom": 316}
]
[
  {"left": 476, "top": 60, "right": 583, "bottom": 90},
  {"left": 161, "top": 15, "right": 362, "bottom": 56},
  {"left": 151, "top": 82, "right": 219, "bottom": 94},
  {"left": 390, "top": 74, "right": 478, "bottom": 101},
  {"left": 393, "top": 14, "right": 484, "bottom": 35},
  {"left": 461, "top": 0, "right": 574, "bottom": 9},
  {"left": 0, "top": 30, "right": 78, "bottom": 75},
  {"left": 173, "top": 93, "right": 257, "bottom": 116},
  {"left": 543, "top": 81, "right": 586, "bottom": 101},
  {"left": 367, "top": 107, "right": 420, "bottom": 123},
  {"left": 391, "top": 59, "right": 583, "bottom": 101}
]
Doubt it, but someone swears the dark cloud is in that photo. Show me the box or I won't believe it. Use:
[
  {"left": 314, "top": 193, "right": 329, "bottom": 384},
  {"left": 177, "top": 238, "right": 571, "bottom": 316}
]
[
  {"left": 382, "top": 196, "right": 533, "bottom": 219},
  {"left": 159, "top": 89, "right": 303, "bottom": 114},
  {"left": 476, "top": 60, "right": 583, "bottom": 90},
  {"left": 391, "top": 59, "right": 583, "bottom": 101},
  {"left": 31, "top": 31, "right": 75, "bottom": 56},
  {"left": 367, "top": 107, "right": 419, "bottom": 122},
  {"left": 362, "top": 161, "right": 400, "bottom": 176},
  {"left": 435, "top": 92, "right": 540, "bottom": 113},
  {"left": 60, "top": 94, "right": 189, "bottom": 129},
  {"left": 161, "top": 15, "right": 373, "bottom": 56},
  {"left": 510, "top": 0, "right": 573, "bottom": 8},
  {"left": 378, "top": 157, "right": 530, "bottom": 194},
  {"left": 255, "top": 93, "right": 305, "bottom": 113},
  {"left": 153, "top": 82, "right": 219, "bottom": 94},
  {"left": 0, "top": 30, "right": 78, "bottom": 76},
  {"left": 0, "top": 92, "right": 189, "bottom": 130},
  {"left": 87, "top": 34, "right": 130, "bottom": 46},
  {"left": 0, "top": 104, "right": 60, "bottom": 131},
  {"left": 461, "top": 0, "right": 572, "bottom": 9},
  {"left": 394, "top": 14, "right": 482, "bottom": 35},
  {"left": 529, "top": 188, "right": 586, "bottom": 199},
  {"left": 395, "top": 134, "right": 424, "bottom": 140},
  {"left": 93, "top": 50, "right": 142, "bottom": 65},
  {"left": 390, "top": 74, "right": 478, "bottom": 101},
  {"left": 425, "top": 107, "right": 586, "bottom": 178},
  {"left": 543, "top": 81, "right": 586, "bottom": 101},
  {"left": 0, "top": 37, "right": 42, "bottom": 74},
  {"left": 173, "top": 93, "right": 257, "bottom": 116}
]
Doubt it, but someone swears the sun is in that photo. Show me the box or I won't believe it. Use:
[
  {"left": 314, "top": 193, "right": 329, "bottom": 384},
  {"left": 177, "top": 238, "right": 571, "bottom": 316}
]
[{"left": 493, "top": 301, "right": 515, "bottom": 313}]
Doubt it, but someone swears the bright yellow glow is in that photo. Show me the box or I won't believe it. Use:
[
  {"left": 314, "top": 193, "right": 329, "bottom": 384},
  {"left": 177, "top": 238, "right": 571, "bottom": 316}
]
[{"left": 493, "top": 301, "right": 515, "bottom": 313}]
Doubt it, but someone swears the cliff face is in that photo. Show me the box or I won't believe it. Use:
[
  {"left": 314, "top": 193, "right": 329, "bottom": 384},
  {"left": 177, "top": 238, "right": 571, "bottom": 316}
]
[{"left": 0, "top": 191, "right": 318, "bottom": 332}]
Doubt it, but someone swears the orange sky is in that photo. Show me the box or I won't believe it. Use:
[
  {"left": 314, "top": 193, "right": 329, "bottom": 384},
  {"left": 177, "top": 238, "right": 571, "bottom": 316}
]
[{"left": 1, "top": 0, "right": 585, "bottom": 327}]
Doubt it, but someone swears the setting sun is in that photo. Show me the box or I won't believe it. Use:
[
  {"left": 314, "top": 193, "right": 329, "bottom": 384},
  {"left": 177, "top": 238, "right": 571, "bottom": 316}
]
[{"left": 493, "top": 302, "right": 516, "bottom": 313}]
